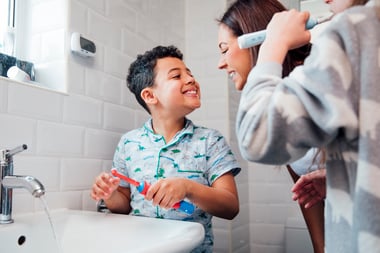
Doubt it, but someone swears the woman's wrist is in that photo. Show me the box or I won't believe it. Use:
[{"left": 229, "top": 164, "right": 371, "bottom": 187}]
[{"left": 257, "top": 40, "right": 288, "bottom": 65}]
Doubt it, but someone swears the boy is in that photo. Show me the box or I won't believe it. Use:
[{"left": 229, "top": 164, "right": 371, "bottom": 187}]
[{"left": 92, "top": 45, "right": 240, "bottom": 253}]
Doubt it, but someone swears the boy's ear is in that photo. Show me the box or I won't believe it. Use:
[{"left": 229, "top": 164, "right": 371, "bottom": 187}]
[{"left": 140, "top": 87, "right": 157, "bottom": 105}]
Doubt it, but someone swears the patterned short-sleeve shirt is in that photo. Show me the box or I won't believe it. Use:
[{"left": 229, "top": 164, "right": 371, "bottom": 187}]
[{"left": 112, "top": 118, "right": 240, "bottom": 253}]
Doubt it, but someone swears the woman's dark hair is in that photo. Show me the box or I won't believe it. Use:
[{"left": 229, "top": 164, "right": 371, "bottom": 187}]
[
  {"left": 351, "top": 0, "right": 369, "bottom": 5},
  {"left": 218, "top": 0, "right": 325, "bottom": 166},
  {"left": 217, "top": 0, "right": 311, "bottom": 76},
  {"left": 126, "top": 45, "right": 183, "bottom": 113}
]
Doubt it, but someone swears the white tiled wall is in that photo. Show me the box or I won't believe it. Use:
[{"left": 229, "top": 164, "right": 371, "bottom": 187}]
[
  {"left": 0, "top": 0, "right": 326, "bottom": 252},
  {"left": 0, "top": 0, "right": 248, "bottom": 252}
]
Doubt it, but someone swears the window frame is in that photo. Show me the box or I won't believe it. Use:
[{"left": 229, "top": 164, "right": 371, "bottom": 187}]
[{"left": 0, "top": 0, "right": 16, "bottom": 53}]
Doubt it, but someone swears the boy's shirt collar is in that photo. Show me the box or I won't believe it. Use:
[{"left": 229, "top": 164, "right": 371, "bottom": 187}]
[{"left": 143, "top": 118, "right": 194, "bottom": 145}]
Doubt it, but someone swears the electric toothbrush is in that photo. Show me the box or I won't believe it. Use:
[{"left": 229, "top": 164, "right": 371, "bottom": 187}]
[
  {"left": 111, "top": 168, "right": 195, "bottom": 215},
  {"left": 237, "top": 15, "right": 333, "bottom": 49}
]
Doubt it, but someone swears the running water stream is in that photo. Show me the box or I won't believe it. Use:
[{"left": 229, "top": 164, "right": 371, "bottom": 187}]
[{"left": 39, "top": 196, "right": 63, "bottom": 253}]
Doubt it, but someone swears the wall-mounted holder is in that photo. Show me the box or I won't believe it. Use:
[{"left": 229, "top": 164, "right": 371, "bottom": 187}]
[{"left": 70, "top": 32, "right": 96, "bottom": 57}]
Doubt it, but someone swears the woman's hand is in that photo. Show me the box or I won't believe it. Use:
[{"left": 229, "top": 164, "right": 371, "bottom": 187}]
[
  {"left": 258, "top": 9, "right": 312, "bottom": 65},
  {"left": 266, "top": 9, "right": 311, "bottom": 51},
  {"left": 291, "top": 169, "right": 326, "bottom": 208}
]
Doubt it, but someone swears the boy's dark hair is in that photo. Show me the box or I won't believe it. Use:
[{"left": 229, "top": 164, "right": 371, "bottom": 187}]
[{"left": 126, "top": 45, "right": 183, "bottom": 114}]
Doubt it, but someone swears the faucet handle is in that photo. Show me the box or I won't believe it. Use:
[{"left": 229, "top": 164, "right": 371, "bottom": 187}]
[
  {"left": 1, "top": 144, "right": 27, "bottom": 164},
  {"left": 7, "top": 144, "right": 27, "bottom": 157}
]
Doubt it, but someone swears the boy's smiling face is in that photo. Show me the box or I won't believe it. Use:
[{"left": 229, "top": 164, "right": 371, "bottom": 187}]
[{"left": 149, "top": 57, "right": 201, "bottom": 116}]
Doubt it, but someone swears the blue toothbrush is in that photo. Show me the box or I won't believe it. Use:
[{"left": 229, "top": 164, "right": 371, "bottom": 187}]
[{"left": 238, "top": 15, "right": 333, "bottom": 49}]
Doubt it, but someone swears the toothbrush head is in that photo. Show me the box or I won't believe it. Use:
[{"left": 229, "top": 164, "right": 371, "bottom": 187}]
[{"left": 110, "top": 168, "right": 140, "bottom": 187}]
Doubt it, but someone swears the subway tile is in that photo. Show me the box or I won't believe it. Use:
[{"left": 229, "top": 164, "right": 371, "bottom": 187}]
[
  {"left": 134, "top": 108, "right": 149, "bottom": 128},
  {"left": 121, "top": 28, "right": 142, "bottom": 56},
  {"left": 232, "top": 202, "right": 250, "bottom": 228},
  {"left": 106, "top": 1, "right": 136, "bottom": 30},
  {"left": 232, "top": 224, "right": 250, "bottom": 252},
  {"left": 36, "top": 121, "right": 84, "bottom": 156},
  {"left": 103, "top": 102, "right": 134, "bottom": 133},
  {"left": 135, "top": 16, "right": 157, "bottom": 41},
  {"left": 61, "top": 158, "right": 102, "bottom": 190},
  {"left": 213, "top": 228, "right": 231, "bottom": 251},
  {"left": 15, "top": 156, "right": 61, "bottom": 192},
  {"left": 0, "top": 114, "right": 36, "bottom": 151},
  {"left": 250, "top": 223, "right": 285, "bottom": 245},
  {"left": 102, "top": 160, "right": 112, "bottom": 171},
  {"left": 84, "top": 128, "right": 120, "bottom": 159},
  {"left": 0, "top": 79, "right": 8, "bottom": 112},
  {"left": 67, "top": 60, "right": 85, "bottom": 94},
  {"left": 100, "top": 75, "right": 123, "bottom": 104},
  {"left": 88, "top": 11, "right": 122, "bottom": 50},
  {"left": 202, "top": 98, "right": 229, "bottom": 121},
  {"left": 78, "top": 0, "right": 105, "bottom": 15},
  {"left": 121, "top": 84, "right": 140, "bottom": 110},
  {"left": 235, "top": 178, "right": 248, "bottom": 203},
  {"left": 82, "top": 190, "right": 97, "bottom": 211},
  {"left": 68, "top": 0, "right": 87, "bottom": 33},
  {"left": 213, "top": 217, "right": 232, "bottom": 230},
  {"left": 8, "top": 83, "right": 63, "bottom": 122},
  {"left": 231, "top": 245, "right": 250, "bottom": 253},
  {"left": 196, "top": 75, "right": 228, "bottom": 99},
  {"left": 63, "top": 94, "right": 103, "bottom": 128},
  {"left": 85, "top": 68, "right": 123, "bottom": 104},
  {"left": 104, "top": 47, "right": 132, "bottom": 79},
  {"left": 250, "top": 243, "right": 283, "bottom": 253}
]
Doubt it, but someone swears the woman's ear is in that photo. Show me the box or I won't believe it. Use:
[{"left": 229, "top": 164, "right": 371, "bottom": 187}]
[{"left": 141, "top": 87, "right": 157, "bottom": 106}]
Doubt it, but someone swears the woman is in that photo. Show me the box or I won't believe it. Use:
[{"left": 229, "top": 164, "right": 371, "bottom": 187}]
[{"left": 216, "top": 1, "right": 325, "bottom": 252}]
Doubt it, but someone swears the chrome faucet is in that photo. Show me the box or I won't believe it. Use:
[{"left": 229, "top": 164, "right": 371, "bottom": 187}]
[{"left": 0, "top": 144, "right": 45, "bottom": 224}]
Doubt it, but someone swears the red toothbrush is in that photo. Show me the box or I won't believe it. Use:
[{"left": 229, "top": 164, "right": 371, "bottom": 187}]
[
  {"left": 110, "top": 168, "right": 194, "bottom": 214},
  {"left": 111, "top": 168, "right": 150, "bottom": 194}
]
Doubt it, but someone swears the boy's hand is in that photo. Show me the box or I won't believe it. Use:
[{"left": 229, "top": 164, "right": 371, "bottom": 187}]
[
  {"left": 145, "top": 178, "right": 188, "bottom": 210},
  {"left": 91, "top": 172, "right": 120, "bottom": 201}
]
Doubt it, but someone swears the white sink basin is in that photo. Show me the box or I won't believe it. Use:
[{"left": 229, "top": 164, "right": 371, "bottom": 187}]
[{"left": 0, "top": 209, "right": 205, "bottom": 253}]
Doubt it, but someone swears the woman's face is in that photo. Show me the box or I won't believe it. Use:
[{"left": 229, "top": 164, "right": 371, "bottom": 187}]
[
  {"left": 217, "top": 24, "right": 252, "bottom": 91},
  {"left": 324, "top": 0, "right": 353, "bottom": 13}
]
